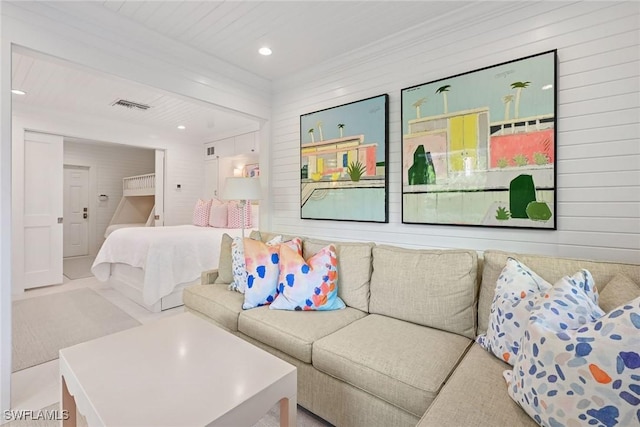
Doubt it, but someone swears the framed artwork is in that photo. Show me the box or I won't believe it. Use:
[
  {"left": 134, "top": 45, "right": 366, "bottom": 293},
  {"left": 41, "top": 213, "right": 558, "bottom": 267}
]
[
  {"left": 244, "top": 163, "right": 260, "bottom": 178},
  {"left": 401, "top": 50, "right": 557, "bottom": 229},
  {"left": 300, "top": 94, "right": 388, "bottom": 223}
]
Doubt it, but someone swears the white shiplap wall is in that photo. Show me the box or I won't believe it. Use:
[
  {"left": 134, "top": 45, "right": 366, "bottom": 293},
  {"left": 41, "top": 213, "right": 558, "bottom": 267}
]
[
  {"left": 270, "top": 1, "right": 640, "bottom": 264},
  {"left": 63, "top": 141, "right": 155, "bottom": 254},
  {"left": 163, "top": 145, "right": 205, "bottom": 226}
]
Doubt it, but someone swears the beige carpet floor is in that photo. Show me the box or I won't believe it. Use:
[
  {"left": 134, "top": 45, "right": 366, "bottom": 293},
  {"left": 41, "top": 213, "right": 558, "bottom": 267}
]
[
  {"left": 12, "top": 288, "right": 141, "bottom": 372},
  {"left": 4, "top": 403, "right": 332, "bottom": 426},
  {"left": 62, "top": 256, "right": 96, "bottom": 280}
]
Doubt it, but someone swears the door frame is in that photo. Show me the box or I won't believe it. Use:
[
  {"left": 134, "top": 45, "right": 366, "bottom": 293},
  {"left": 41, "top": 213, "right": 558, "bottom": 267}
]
[{"left": 63, "top": 163, "right": 97, "bottom": 258}]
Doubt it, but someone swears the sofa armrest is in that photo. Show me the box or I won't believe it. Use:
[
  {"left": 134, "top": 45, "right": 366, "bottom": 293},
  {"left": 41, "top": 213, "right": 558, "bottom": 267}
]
[{"left": 201, "top": 269, "right": 219, "bottom": 285}]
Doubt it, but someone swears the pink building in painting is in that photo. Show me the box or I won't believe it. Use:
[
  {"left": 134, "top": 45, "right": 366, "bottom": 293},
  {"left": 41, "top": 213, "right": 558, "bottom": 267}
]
[{"left": 301, "top": 135, "right": 377, "bottom": 180}]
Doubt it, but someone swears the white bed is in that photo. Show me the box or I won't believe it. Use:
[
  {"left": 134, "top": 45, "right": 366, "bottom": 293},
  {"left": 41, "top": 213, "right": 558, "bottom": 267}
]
[{"left": 91, "top": 225, "right": 252, "bottom": 312}]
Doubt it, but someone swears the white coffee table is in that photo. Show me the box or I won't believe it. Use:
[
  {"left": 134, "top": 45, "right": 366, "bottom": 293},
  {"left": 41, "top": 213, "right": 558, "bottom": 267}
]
[{"left": 59, "top": 312, "right": 297, "bottom": 427}]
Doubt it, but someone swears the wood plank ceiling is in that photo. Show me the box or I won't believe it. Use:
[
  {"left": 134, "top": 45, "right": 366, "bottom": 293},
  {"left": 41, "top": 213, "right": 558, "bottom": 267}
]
[
  {"left": 11, "top": 50, "right": 259, "bottom": 142},
  {"left": 100, "top": 1, "right": 472, "bottom": 80},
  {"left": 11, "top": 1, "right": 474, "bottom": 143}
]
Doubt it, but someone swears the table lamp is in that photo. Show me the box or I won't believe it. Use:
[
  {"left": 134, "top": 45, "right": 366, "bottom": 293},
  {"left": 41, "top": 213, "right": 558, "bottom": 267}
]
[{"left": 222, "top": 177, "right": 261, "bottom": 238}]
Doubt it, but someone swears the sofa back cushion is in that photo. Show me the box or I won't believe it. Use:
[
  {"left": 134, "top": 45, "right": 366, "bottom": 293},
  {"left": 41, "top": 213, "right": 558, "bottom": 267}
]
[
  {"left": 369, "top": 245, "right": 478, "bottom": 339},
  {"left": 250, "top": 230, "right": 298, "bottom": 244},
  {"left": 303, "top": 238, "right": 375, "bottom": 312},
  {"left": 478, "top": 250, "right": 640, "bottom": 335}
]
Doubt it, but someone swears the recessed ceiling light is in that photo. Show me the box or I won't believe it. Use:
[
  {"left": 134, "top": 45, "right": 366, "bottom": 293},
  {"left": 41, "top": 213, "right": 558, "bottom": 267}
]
[
  {"left": 11, "top": 89, "right": 26, "bottom": 95},
  {"left": 177, "top": 125, "right": 186, "bottom": 130},
  {"left": 258, "top": 47, "right": 272, "bottom": 56}
]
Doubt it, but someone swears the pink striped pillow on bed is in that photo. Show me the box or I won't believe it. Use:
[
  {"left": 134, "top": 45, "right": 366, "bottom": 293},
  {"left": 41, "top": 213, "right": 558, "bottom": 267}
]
[
  {"left": 227, "top": 201, "right": 251, "bottom": 228},
  {"left": 192, "top": 198, "right": 212, "bottom": 227}
]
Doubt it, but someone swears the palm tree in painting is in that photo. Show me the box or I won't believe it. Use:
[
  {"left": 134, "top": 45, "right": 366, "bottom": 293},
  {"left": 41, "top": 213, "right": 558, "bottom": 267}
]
[
  {"left": 316, "top": 121, "right": 324, "bottom": 141},
  {"left": 510, "top": 81, "right": 530, "bottom": 119},
  {"left": 308, "top": 128, "right": 315, "bottom": 143},
  {"left": 412, "top": 97, "right": 427, "bottom": 119},
  {"left": 435, "top": 85, "right": 451, "bottom": 114},
  {"left": 502, "top": 94, "right": 514, "bottom": 120},
  {"left": 338, "top": 123, "right": 345, "bottom": 138}
]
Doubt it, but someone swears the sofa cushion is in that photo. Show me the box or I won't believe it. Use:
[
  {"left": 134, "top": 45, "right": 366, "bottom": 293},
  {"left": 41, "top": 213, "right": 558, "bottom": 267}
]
[
  {"left": 369, "top": 246, "right": 478, "bottom": 339},
  {"left": 599, "top": 273, "right": 640, "bottom": 313},
  {"left": 182, "top": 284, "right": 244, "bottom": 331},
  {"left": 250, "top": 230, "right": 298, "bottom": 243},
  {"left": 214, "top": 233, "right": 234, "bottom": 284},
  {"left": 303, "top": 238, "right": 375, "bottom": 312},
  {"left": 238, "top": 306, "right": 366, "bottom": 363},
  {"left": 313, "top": 314, "right": 471, "bottom": 417},
  {"left": 417, "top": 344, "right": 538, "bottom": 427},
  {"left": 478, "top": 250, "right": 640, "bottom": 335}
]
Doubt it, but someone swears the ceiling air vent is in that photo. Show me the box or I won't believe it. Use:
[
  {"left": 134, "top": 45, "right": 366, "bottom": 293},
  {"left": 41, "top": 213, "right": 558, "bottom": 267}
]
[{"left": 111, "top": 99, "right": 151, "bottom": 111}]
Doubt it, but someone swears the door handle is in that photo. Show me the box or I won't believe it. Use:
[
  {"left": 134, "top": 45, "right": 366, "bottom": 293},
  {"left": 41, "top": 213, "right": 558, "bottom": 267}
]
[
  {"left": 83, "top": 213, "right": 88, "bottom": 219},
  {"left": 58, "top": 217, "right": 63, "bottom": 224}
]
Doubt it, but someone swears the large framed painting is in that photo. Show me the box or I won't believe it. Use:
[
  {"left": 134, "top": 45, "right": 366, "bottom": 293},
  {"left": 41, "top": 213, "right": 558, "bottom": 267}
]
[
  {"left": 401, "top": 50, "right": 557, "bottom": 229},
  {"left": 300, "top": 94, "right": 389, "bottom": 223}
]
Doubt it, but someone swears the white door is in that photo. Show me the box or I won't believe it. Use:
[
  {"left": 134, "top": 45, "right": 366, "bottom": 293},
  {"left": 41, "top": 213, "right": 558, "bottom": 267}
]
[
  {"left": 154, "top": 150, "right": 165, "bottom": 226},
  {"left": 23, "top": 131, "right": 63, "bottom": 288},
  {"left": 63, "top": 166, "right": 89, "bottom": 257}
]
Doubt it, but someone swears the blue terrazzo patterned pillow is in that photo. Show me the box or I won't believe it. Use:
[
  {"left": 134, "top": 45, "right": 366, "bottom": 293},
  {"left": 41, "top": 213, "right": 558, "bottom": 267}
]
[
  {"left": 477, "top": 258, "right": 553, "bottom": 365},
  {"left": 505, "top": 292, "right": 640, "bottom": 427}
]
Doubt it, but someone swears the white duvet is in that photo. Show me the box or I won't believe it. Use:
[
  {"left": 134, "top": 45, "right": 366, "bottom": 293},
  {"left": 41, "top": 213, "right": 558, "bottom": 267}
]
[{"left": 92, "top": 225, "right": 250, "bottom": 305}]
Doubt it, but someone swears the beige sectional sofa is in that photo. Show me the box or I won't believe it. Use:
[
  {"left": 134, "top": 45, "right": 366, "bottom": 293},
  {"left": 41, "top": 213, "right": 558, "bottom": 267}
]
[{"left": 183, "top": 232, "right": 640, "bottom": 427}]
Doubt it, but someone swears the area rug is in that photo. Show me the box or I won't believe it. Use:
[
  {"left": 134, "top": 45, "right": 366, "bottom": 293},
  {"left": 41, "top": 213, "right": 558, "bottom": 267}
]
[
  {"left": 3, "top": 403, "right": 331, "bottom": 427},
  {"left": 12, "top": 288, "right": 141, "bottom": 372},
  {"left": 62, "top": 256, "right": 96, "bottom": 280}
]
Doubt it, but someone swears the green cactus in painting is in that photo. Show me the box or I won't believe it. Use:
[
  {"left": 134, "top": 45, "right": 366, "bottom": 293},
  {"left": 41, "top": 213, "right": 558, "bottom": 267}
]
[
  {"left": 347, "top": 160, "right": 366, "bottom": 182},
  {"left": 495, "top": 206, "right": 511, "bottom": 221},
  {"left": 497, "top": 157, "right": 509, "bottom": 168},
  {"left": 533, "top": 152, "right": 549, "bottom": 165},
  {"left": 526, "top": 201, "right": 552, "bottom": 222},
  {"left": 513, "top": 154, "right": 528, "bottom": 167}
]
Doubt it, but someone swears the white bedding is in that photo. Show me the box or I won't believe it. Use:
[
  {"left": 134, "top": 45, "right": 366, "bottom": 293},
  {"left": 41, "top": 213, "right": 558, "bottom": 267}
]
[{"left": 92, "top": 225, "right": 251, "bottom": 305}]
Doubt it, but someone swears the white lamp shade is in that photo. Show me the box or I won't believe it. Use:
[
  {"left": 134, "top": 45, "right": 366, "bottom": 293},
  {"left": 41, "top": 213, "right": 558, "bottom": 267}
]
[{"left": 222, "top": 177, "right": 261, "bottom": 201}]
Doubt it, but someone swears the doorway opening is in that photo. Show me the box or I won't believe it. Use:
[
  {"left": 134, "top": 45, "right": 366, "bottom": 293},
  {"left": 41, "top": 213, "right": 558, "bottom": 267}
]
[{"left": 62, "top": 165, "right": 93, "bottom": 281}]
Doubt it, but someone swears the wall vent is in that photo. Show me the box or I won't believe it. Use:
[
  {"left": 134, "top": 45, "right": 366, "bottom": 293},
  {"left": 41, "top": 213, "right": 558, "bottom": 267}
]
[{"left": 111, "top": 99, "right": 151, "bottom": 111}]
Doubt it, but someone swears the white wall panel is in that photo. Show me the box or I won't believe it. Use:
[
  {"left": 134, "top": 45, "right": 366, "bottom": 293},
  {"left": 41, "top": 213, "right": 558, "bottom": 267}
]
[
  {"left": 269, "top": 1, "right": 640, "bottom": 263},
  {"left": 63, "top": 141, "right": 154, "bottom": 253}
]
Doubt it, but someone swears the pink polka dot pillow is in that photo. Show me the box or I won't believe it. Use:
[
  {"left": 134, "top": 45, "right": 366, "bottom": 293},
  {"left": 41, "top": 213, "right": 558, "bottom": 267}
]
[
  {"left": 227, "top": 201, "right": 251, "bottom": 228},
  {"left": 242, "top": 237, "right": 302, "bottom": 309},
  {"left": 505, "top": 289, "right": 638, "bottom": 426},
  {"left": 192, "top": 198, "right": 212, "bottom": 227},
  {"left": 270, "top": 244, "right": 345, "bottom": 311}
]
